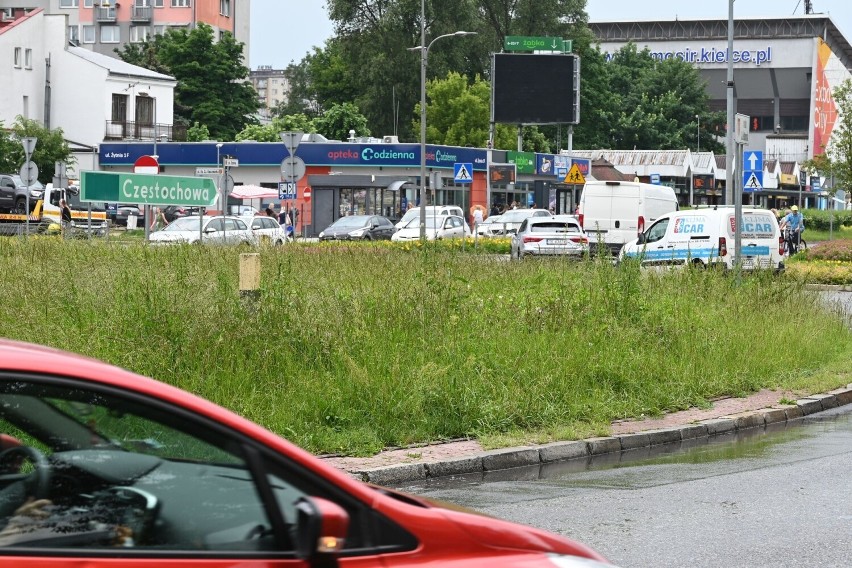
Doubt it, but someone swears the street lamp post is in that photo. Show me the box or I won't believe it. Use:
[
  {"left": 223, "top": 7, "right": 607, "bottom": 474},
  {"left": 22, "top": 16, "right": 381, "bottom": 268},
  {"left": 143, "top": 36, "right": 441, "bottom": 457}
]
[{"left": 412, "top": 0, "right": 476, "bottom": 241}]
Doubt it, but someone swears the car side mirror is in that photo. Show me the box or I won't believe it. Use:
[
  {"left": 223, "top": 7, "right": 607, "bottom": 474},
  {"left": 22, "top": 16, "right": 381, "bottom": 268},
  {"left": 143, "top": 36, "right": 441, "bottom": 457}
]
[
  {"left": 204, "top": 227, "right": 217, "bottom": 234},
  {"left": 637, "top": 232, "right": 646, "bottom": 244},
  {"left": 294, "top": 496, "right": 349, "bottom": 562}
]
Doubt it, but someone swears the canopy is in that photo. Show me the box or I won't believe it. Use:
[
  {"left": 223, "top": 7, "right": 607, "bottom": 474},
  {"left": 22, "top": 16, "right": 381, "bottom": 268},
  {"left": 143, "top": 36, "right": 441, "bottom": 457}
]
[{"left": 229, "top": 184, "right": 279, "bottom": 199}]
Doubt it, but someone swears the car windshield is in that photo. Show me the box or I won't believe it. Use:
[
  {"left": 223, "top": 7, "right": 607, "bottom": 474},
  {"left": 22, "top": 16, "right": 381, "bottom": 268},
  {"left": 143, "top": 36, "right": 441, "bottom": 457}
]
[
  {"left": 330, "top": 215, "right": 370, "bottom": 229},
  {"left": 501, "top": 210, "right": 537, "bottom": 222},
  {"left": 11, "top": 175, "right": 44, "bottom": 189},
  {"left": 164, "top": 217, "right": 202, "bottom": 232},
  {"left": 484, "top": 215, "right": 502, "bottom": 224}
]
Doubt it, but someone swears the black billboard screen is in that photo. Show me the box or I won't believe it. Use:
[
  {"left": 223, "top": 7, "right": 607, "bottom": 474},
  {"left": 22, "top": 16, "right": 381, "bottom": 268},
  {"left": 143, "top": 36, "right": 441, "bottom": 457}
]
[{"left": 492, "top": 53, "right": 579, "bottom": 125}]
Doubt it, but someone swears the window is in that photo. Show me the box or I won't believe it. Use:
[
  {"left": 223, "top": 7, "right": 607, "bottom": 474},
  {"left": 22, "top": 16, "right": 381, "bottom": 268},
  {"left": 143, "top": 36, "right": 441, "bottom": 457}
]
[
  {"left": 13, "top": 47, "right": 21, "bottom": 68},
  {"left": 135, "top": 95, "right": 154, "bottom": 126},
  {"left": 111, "top": 93, "right": 128, "bottom": 122},
  {"left": 100, "top": 25, "right": 120, "bottom": 43},
  {"left": 171, "top": 0, "right": 190, "bottom": 7},
  {"left": 24, "top": 48, "right": 32, "bottom": 69},
  {"left": 59, "top": 0, "right": 79, "bottom": 7},
  {"left": 83, "top": 0, "right": 93, "bottom": 7},
  {"left": 68, "top": 25, "right": 80, "bottom": 43},
  {"left": 153, "top": 0, "right": 164, "bottom": 6},
  {"left": 82, "top": 25, "right": 96, "bottom": 43},
  {"left": 153, "top": 25, "right": 166, "bottom": 36},
  {"left": 220, "top": 0, "right": 230, "bottom": 16},
  {"left": 645, "top": 219, "right": 669, "bottom": 243},
  {"left": 130, "top": 26, "right": 149, "bottom": 43}
]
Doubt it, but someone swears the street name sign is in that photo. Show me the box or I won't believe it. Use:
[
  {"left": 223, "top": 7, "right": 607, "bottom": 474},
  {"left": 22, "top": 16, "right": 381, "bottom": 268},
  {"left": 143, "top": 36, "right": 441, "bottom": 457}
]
[{"left": 81, "top": 171, "right": 218, "bottom": 206}]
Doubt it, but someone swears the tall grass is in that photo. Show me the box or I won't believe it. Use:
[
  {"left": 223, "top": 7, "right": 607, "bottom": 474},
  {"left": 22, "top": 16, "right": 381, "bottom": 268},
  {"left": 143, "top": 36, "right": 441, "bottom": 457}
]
[{"left": 2, "top": 238, "right": 850, "bottom": 456}]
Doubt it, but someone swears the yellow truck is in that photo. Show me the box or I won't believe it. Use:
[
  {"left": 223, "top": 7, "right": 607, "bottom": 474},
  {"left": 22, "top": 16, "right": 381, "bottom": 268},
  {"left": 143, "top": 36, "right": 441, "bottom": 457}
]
[{"left": 0, "top": 184, "right": 108, "bottom": 236}]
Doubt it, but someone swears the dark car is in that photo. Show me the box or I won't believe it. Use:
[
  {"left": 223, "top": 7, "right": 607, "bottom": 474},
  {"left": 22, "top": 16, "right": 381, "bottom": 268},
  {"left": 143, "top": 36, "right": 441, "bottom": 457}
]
[
  {"left": 113, "top": 205, "right": 145, "bottom": 227},
  {"left": 318, "top": 214, "right": 395, "bottom": 241},
  {"left": 0, "top": 174, "right": 44, "bottom": 213},
  {"left": 163, "top": 205, "right": 188, "bottom": 223}
]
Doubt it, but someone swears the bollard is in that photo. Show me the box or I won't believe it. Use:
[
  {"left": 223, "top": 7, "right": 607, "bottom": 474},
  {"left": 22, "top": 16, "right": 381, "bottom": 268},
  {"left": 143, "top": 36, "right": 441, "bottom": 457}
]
[{"left": 239, "top": 253, "right": 261, "bottom": 310}]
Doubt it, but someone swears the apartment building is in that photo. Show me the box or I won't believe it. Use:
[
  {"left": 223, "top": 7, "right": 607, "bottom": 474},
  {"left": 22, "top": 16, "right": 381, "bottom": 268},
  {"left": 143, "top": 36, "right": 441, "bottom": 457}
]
[
  {"left": 0, "top": 1, "right": 250, "bottom": 62},
  {"left": 249, "top": 64, "right": 288, "bottom": 122}
]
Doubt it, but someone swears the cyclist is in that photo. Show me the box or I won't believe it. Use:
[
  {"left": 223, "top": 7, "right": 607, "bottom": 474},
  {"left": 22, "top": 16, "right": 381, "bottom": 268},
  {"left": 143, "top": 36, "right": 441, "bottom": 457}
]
[{"left": 781, "top": 205, "right": 804, "bottom": 254}]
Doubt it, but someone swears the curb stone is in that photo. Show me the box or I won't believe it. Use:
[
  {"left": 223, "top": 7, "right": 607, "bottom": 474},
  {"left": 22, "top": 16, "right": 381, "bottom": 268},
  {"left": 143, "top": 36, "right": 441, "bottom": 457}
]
[{"left": 346, "top": 385, "right": 852, "bottom": 485}]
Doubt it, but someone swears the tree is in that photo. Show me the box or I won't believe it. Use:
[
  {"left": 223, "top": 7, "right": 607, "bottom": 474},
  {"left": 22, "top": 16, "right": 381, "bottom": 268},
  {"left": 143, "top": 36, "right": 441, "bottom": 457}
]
[
  {"left": 116, "top": 24, "right": 259, "bottom": 141},
  {"left": 0, "top": 117, "right": 74, "bottom": 184},
  {"left": 235, "top": 116, "right": 319, "bottom": 142},
  {"left": 313, "top": 103, "right": 370, "bottom": 141},
  {"left": 186, "top": 122, "right": 211, "bottom": 142}
]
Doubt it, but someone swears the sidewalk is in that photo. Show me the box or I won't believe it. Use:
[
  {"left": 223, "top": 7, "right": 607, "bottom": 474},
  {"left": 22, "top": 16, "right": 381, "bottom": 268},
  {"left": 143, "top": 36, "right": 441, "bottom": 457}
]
[{"left": 320, "top": 385, "right": 852, "bottom": 486}]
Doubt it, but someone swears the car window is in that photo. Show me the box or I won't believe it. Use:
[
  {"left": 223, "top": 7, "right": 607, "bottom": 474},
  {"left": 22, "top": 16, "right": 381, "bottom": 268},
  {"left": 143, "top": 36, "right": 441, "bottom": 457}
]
[
  {"left": 251, "top": 218, "right": 264, "bottom": 229},
  {"left": 645, "top": 218, "right": 669, "bottom": 243},
  {"left": 518, "top": 220, "right": 529, "bottom": 232},
  {"left": 206, "top": 218, "right": 224, "bottom": 231}
]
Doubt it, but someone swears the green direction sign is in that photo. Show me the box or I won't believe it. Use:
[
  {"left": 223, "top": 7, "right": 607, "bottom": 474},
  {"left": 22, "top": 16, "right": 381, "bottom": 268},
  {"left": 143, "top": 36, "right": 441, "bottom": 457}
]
[
  {"left": 81, "top": 171, "right": 218, "bottom": 206},
  {"left": 504, "top": 36, "right": 566, "bottom": 52}
]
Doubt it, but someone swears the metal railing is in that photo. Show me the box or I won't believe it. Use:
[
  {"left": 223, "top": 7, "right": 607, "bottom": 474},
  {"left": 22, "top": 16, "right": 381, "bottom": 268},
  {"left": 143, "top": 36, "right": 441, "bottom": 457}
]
[
  {"left": 131, "top": 5, "right": 152, "bottom": 21},
  {"left": 104, "top": 121, "right": 188, "bottom": 142},
  {"left": 94, "top": 6, "right": 116, "bottom": 21}
]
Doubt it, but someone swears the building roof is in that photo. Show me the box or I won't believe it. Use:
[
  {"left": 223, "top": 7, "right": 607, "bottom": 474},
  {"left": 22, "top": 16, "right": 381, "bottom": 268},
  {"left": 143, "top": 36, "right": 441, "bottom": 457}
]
[
  {"left": 571, "top": 149, "right": 692, "bottom": 177},
  {"left": 68, "top": 46, "right": 175, "bottom": 82},
  {"left": 589, "top": 158, "right": 632, "bottom": 182}
]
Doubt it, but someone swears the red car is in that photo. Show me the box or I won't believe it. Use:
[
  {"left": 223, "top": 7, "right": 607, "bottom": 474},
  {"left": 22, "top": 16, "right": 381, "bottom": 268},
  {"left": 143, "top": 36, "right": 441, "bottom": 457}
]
[{"left": 0, "top": 339, "right": 612, "bottom": 567}]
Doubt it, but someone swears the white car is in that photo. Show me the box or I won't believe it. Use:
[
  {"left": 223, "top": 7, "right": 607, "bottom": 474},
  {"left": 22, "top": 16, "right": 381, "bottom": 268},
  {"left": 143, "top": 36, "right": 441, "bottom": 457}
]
[
  {"left": 248, "top": 215, "right": 290, "bottom": 245},
  {"left": 492, "top": 208, "right": 552, "bottom": 236},
  {"left": 150, "top": 215, "right": 254, "bottom": 245},
  {"left": 475, "top": 214, "right": 502, "bottom": 237},
  {"left": 391, "top": 215, "right": 468, "bottom": 241},
  {"left": 395, "top": 205, "right": 466, "bottom": 231},
  {"left": 510, "top": 215, "right": 589, "bottom": 260}
]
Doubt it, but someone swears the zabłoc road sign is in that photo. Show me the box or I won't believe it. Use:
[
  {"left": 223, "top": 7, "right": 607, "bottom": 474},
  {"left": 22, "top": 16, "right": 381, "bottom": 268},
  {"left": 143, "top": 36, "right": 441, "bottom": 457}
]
[{"left": 81, "top": 171, "right": 218, "bottom": 206}]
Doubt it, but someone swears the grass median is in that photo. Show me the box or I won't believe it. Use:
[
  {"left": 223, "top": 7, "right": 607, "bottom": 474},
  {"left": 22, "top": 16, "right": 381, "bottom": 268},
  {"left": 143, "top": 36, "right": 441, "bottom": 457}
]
[{"left": 2, "top": 238, "right": 851, "bottom": 456}]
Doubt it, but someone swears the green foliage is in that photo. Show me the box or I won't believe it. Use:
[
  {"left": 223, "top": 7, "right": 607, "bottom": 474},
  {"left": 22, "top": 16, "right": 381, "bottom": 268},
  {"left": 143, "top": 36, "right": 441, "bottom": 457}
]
[
  {"left": 803, "top": 238, "right": 852, "bottom": 261},
  {"left": 185, "top": 122, "right": 210, "bottom": 142},
  {"left": 235, "top": 116, "right": 319, "bottom": 142},
  {"left": 802, "top": 208, "right": 852, "bottom": 231},
  {"left": 116, "top": 24, "right": 259, "bottom": 141},
  {"left": 2, "top": 241, "right": 851, "bottom": 455},
  {"left": 0, "top": 117, "right": 74, "bottom": 184},
  {"left": 313, "top": 102, "right": 370, "bottom": 141}
]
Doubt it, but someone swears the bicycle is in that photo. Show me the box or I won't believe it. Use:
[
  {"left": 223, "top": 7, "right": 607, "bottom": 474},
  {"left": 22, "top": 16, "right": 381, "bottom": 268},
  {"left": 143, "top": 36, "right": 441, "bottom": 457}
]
[{"left": 782, "top": 228, "right": 807, "bottom": 256}]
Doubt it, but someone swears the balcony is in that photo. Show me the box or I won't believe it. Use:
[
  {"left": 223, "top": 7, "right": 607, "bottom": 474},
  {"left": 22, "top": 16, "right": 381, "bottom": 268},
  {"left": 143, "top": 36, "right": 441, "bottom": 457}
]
[
  {"left": 104, "top": 121, "right": 188, "bottom": 142},
  {"left": 95, "top": 6, "right": 117, "bottom": 22},
  {"left": 131, "top": 5, "right": 152, "bottom": 21}
]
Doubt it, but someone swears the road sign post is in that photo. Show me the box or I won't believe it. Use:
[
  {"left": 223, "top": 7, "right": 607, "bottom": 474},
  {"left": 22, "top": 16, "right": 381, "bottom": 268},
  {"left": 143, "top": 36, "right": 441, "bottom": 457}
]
[{"left": 20, "top": 137, "right": 37, "bottom": 236}]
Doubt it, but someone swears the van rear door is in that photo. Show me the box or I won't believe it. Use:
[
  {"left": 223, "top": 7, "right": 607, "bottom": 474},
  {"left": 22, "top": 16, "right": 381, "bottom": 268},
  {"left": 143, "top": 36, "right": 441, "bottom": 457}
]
[{"left": 729, "top": 210, "right": 779, "bottom": 269}]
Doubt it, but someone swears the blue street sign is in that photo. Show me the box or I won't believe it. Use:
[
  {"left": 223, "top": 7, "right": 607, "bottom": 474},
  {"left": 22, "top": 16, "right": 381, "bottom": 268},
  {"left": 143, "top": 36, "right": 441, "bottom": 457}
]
[
  {"left": 650, "top": 173, "right": 661, "bottom": 185},
  {"left": 811, "top": 177, "right": 821, "bottom": 192},
  {"left": 454, "top": 162, "right": 473, "bottom": 183},
  {"left": 743, "top": 171, "right": 763, "bottom": 192},
  {"left": 743, "top": 150, "right": 763, "bottom": 173},
  {"left": 278, "top": 181, "right": 297, "bottom": 200}
]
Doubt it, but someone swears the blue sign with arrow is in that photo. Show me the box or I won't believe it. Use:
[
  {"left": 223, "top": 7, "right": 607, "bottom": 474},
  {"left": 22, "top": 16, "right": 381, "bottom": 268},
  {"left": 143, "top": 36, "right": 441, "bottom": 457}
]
[{"left": 742, "top": 150, "right": 763, "bottom": 192}]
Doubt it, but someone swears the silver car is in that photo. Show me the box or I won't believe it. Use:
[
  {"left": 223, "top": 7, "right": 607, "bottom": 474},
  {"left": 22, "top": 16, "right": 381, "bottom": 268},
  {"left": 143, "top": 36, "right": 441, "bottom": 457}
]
[
  {"left": 510, "top": 215, "right": 589, "bottom": 260},
  {"left": 150, "top": 215, "right": 254, "bottom": 245}
]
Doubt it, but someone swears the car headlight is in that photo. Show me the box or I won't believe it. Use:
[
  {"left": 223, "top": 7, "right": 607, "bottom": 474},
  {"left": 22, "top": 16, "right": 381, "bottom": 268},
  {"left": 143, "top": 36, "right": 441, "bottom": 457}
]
[
  {"left": 318, "top": 231, "right": 325, "bottom": 238},
  {"left": 349, "top": 228, "right": 366, "bottom": 237},
  {"left": 31, "top": 190, "right": 44, "bottom": 198}
]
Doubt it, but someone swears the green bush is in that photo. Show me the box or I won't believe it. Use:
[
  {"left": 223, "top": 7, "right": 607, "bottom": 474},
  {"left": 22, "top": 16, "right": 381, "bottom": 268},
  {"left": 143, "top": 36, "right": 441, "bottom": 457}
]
[{"left": 802, "top": 208, "right": 852, "bottom": 231}]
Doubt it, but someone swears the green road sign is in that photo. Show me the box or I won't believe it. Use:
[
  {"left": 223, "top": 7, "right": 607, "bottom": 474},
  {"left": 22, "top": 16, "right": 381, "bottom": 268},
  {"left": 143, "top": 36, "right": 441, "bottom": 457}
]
[
  {"left": 563, "top": 39, "right": 572, "bottom": 53},
  {"left": 81, "top": 171, "right": 218, "bottom": 206},
  {"left": 504, "top": 36, "right": 565, "bottom": 52}
]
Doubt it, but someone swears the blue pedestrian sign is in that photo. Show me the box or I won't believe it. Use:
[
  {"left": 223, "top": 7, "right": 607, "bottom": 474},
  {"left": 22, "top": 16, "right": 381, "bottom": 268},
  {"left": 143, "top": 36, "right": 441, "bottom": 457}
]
[
  {"left": 454, "top": 162, "right": 473, "bottom": 184},
  {"left": 278, "top": 181, "right": 297, "bottom": 199},
  {"left": 742, "top": 150, "right": 763, "bottom": 192}
]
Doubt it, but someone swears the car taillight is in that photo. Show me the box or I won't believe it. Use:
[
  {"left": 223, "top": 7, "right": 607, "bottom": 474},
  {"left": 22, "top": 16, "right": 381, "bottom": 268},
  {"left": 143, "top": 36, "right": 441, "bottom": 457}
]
[
  {"left": 719, "top": 236, "right": 727, "bottom": 257},
  {"left": 523, "top": 236, "right": 544, "bottom": 243},
  {"left": 578, "top": 213, "right": 584, "bottom": 229},
  {"left": 638, "top": 215, "right": 645, "bottom": 234},
  {"left": 779, "top": 235, "right": 785, "bottom": 255},
  {"left": 569, "top": 236, "right": 589, "bottom": 244}
]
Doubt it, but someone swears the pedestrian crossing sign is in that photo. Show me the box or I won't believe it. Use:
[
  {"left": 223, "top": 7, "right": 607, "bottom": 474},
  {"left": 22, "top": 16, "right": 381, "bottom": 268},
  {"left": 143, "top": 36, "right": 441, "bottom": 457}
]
[
  {"left": 563, "top": 163, "right": 586, "bottom": 185},
  {"left": 454, "top": 162, "right": 473, "bottom": 183},
  {"left": 743, "top": 171, "right": 763, "bottom": 192}
]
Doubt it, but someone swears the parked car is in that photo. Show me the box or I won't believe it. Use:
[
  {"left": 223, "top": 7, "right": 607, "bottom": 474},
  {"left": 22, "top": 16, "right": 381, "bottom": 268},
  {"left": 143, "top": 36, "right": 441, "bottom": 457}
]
[
  {"left": 476, "top": 214, "right": 503, "bottom": 237},
  {"left": 162, "top": 205, "right": 188, "bottom": 223},
  {"left": 510, "top": 215, "right": 589, "bottom": 260},
  {"left": 319, "top": 215, "right": 395, "bottom": 241},
  {"left": 391, "top": 214, "right": 468, "bottom": 241},
  {"left": 113, "top": 205, "right": 145, "bottom": 227},
  {"left": 491, "top": 208, "right": 552, "bottom": 236},
  {"left": 0, "top": 339, "right": 612, "bottom": 566},
  {"left": 0, "top": 174, "right": 44, "bottom": 213},
  {"left": 394, "top": 205, "right": 466, "bottom": 231},
  {"left": 149, "top": 215, "right": 253, "bottom": 245},
  {"left": 249, "top": 214, "right": 290, "bottom": 245}
]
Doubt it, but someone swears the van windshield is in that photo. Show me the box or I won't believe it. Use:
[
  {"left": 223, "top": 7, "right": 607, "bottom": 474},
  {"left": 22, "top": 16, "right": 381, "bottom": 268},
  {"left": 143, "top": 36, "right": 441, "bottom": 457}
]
[{"left": 67, "top": 192, "right": 105, "bottom": 211}]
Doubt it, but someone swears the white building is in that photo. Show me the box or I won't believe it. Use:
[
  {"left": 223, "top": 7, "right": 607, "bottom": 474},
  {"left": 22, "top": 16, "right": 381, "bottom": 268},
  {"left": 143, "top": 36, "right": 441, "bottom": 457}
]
[{"left": 1, "top": 8, "right": 176, "bottom": 172}]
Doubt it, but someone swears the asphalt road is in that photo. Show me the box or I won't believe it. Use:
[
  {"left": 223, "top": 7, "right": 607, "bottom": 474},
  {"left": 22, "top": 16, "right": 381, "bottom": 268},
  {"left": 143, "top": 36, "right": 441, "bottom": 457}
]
[{"left": 403, "top": 406, "right": 852, "bottom": 568}]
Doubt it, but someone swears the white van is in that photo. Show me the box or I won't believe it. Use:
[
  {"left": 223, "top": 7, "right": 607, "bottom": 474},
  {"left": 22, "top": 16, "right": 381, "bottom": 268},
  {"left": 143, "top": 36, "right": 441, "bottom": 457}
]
[
  {"left": 395, "top": 205, "right": 466, "bottom": 231},
  {"left": 619, "top": 207, "right": 785, "bottom": 270},
  {"left": 578, "top": 180, "right": 679, "bottom": 254}
]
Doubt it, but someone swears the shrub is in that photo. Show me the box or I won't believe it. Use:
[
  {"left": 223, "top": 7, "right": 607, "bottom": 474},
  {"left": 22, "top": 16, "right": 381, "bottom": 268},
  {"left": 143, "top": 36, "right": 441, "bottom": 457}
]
[
  {"left": 802, "top": 208, "right": 852, "bottom": 231},
  {"left": 804, "top": 239, "right": 852, "bottom": 262}
]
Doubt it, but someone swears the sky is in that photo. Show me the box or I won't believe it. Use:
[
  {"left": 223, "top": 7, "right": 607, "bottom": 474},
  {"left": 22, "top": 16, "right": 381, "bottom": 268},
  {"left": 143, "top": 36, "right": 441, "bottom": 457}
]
[{"left": 248, "top": 0, "right": 852, "bottom": 71}]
